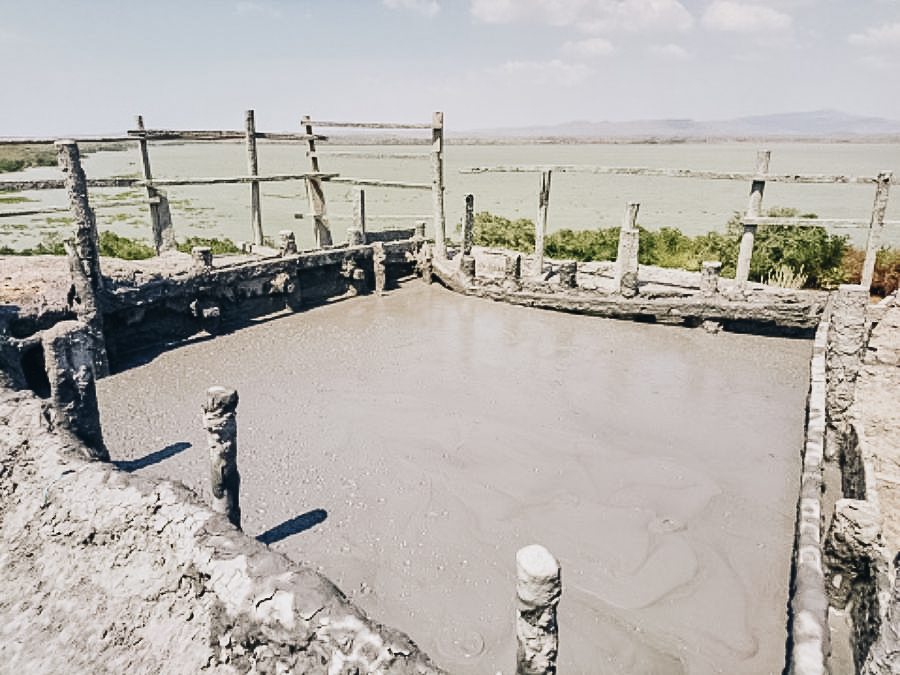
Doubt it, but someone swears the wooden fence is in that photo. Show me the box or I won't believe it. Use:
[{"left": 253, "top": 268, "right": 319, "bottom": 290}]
[
  {"left": 462, "top": 154, "right": 898, "bottom": 292},
  {"left": 0, "top": 111, "right": 446, "bottom": 255}
]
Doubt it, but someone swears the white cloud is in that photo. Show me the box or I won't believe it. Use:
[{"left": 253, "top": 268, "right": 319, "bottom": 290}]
[
  {"left": 561, "top": 37, "right": 615, "bottom": 58},
  {"left": 701, "top": 1, "right": 791, "bottom": 33},
  {"left": 650, "top": 43, "right": 690, "bottom": 59},
  {"left": 849, "top": 22, "right": 900, "bottom": 48},
  {"left": 470, "top": 0, "right": 693, "bottom": 33},
  {"left": 384, "top": 0, "right": 440, "bottom": 16},
  {"left": 496, "top": 59, "right": 591, "bottom": 87}
]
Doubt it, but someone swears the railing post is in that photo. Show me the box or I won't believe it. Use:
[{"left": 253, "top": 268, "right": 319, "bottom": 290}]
[
  {"left": 700, "top": 261, "right": 722, "bottom": 297},
  {"left": 460, "top": 193, "right": 476, "bottom": 281},
  {"left": 615, "top": 201, "right": 640, "bottom": 297},
  {"left": 516, "top": 544, "right": 561, "bottom": 675},
  {"left": 432, "top": 111, "right": 446, "bottom": 259},
  {"left": 57, "top": 140, "right": 109, "bottom": 378},
  {"left": 736, "top": 149, "right": 771, "bottom": 290},
  {"left": 42, "top": 321, "right": 108, "bottom": 461},
  {"left": 353, "top": 187, "right": 366, "bottom": 239},
  {"left": 245, "top": 109, "right": 264, "bottom": 246},
  {"left": 372, "top": 241, "right": 387, "bottom": 295},
  {"left": 203, "top": 386, "right": 241, "bottom": 530},
  {"left": 533, "top": 170, "right": 551, "bottom": 278},
  {"left": 135, "top": 115, "right": 177, "bottom": 254},
  {"left": 861, "top": 171, "right": 892, "bottom": 290},
  {"left": 302, "top": 115, "right": 333, "bottom": 248}
]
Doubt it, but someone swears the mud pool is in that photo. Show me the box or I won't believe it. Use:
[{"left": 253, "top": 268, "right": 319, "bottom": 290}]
[{"left": 96, "top": 282, "right": 812, "bottom": 674}]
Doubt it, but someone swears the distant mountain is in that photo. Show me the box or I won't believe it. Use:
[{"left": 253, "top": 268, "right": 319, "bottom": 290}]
[{"left": 459, "top": 110, "right": 900, "bottom": 141}]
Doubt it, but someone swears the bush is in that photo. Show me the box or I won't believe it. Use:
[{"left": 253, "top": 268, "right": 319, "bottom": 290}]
[
  {"left": 177, "top": 236, "right": 241, "bottom": 255},
  {"left": 465, "top": 212, "right": 535, "bottom": 253},
  {"left": 841, "top": 246, "right": 900, "bottom": 297},
  {"left": 98, "top": 231, "right": 155, "bottom": 260}
]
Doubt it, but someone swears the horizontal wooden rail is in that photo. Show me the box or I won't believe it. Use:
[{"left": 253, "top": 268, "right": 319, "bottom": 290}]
[
  {"left": 742, "top": 217, "right": 900, "bottom": 228},
  {"left": 139, "top": 172, "right": 338, "bottom": 187},
  {"left": 460, "top": 165, "right": 899, "bottom": 185},
  {"left": 0, "top": 136, "right": 139, "bottom": 145},
  {"left": 317, "top": 150, "right": 431, "bottom": 160},
  {"left": 303, "top": 120, "right": 432, "bottom": 130},
  {"left": 127, "top": 130, "right": 325, "bottom": 142},
  {"left": 324, "top": 177, "right": 431, "bottom": 190},
  {"left": 0, "top": 177, "right": 142, "bottom": 191},
  {"left": 0, "top": 197, "right": 159, "bottom": 218},
  {"left": 327, "top": 213, "right": 431, "bottom": 220}
]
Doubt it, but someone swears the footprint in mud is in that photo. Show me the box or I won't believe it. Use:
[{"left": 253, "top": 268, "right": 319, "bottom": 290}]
[{"left": 434, "top": 625, "right": 486, "bottom": 664}]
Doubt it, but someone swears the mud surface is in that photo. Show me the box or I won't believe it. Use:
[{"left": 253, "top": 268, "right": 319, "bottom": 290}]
[{"left": 97, "top": 281, "right": 812, "bottom": 674}]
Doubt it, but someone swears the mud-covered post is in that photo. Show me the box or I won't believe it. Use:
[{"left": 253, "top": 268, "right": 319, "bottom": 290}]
[
  {"left": 279, "top": 230, "right": 298, "bottom": 256},
  {"left": 516, "top": 544, "right": 561, "bottom": 675},
  {"left": 736, "top": 150, "right": 770, "bottom": 290},
  {"left": 354, "top": 187, "right": 366, "bottom": 237},
  {"left": 825, "top": 284, "right": 869, "bottom": 461},
  {"left": 191, "top": 246, "right": 213, "bottom": 269},
  {"left": 302, "top": 115, "right": 333, "bottom": 248},
  {"left": 135, "top": 115, "right": 177, "bottom": 253},
  {"left": 246, "top": 109, "right": 264, "bottom": 246},
  {"left": 42, "top": 321, "right": 108, "bottom": 461},
  {"left": 203, "top": 386, "right": 241, "bottom": 530},
  {"left": 432, "top": 111, "right": 446, "bottom": 259},
  {"left": 372, "top": 241, "right": 387, "bottom": 296},
  {"left": 615, "top": 202, "right": 640, "bottom": 298},
  {"left": 861, "top": 171, "right": 892, "bottom": 290},
  {"left": 700, "top": 261, "right": 721, "bottom": 297},
  {"left": 57, "top": 141, "right": 109, "bottom": 378},
  {"left": 505, "top": 252, "right": 522, "bottom": 281},
  {"left": 558, "top": 261, "right": 576, "bottom": 289},
  {"left": 533, "top": 170, "right": 551, "bottom": 278},
  {"left": 462, "top": 193, "right": 475, "bottom": 256}
]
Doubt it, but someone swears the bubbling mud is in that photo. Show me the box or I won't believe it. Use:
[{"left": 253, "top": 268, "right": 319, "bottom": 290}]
[{"left": 97, "top": 282, "right": 811, "bottom": 674}]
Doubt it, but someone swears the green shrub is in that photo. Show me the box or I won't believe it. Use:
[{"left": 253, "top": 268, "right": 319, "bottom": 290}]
[
  {"left": 0, "top": 159, "right": 26, "bottom": 173},
  {"left": 465, "top": 212, "right": 535, "bottom": 253},
  {"left": 176, "top": 236, "right": 241, "bottom": 255},
  {"left": 98, "top": 231, "right": 155, "bottom": 260}
]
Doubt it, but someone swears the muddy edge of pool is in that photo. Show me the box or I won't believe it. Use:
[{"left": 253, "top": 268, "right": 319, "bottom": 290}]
[{"left": 98, "top": 281, "right": 812, "bottom": 675}]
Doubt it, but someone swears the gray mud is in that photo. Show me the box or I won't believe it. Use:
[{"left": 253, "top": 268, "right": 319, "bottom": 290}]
[{"left": 97, "top": 281, "right": 812, "bottom": 674}]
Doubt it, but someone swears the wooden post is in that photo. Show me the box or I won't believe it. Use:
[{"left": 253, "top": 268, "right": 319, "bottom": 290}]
[
  {"left": 57, "top": 141, "right": 109, "bottom": 378},
  {"left": 861, "top": 171, "right": 893, "bottom": 290},
  {"left": 414, "top": 221, "right": 426, "bottom": 240},
  {"left": 736, "top": 150, "right": 771, "bottom": 289},
  {"left": 246, "top": 109, "right": 264, "bottom": 246},
  {"left": 558, "top": 261, "right": 577, "bottom": 289},
  {"left": 135, "top": 115, "right": 177, "bottom": 254},
  {"left": 700, "top": 261, "right": 721, "bottom": 297},
  {"left": 516, "top": 544, "right": 561, "bottom": 675},
  {"left": 353, "top": 187, "right": 366, "bottom": 237},
  {"left": 533, "top": 170, "right": 551, "bottom": 278},
  {"left": 372, "top": 241, "right": 387, "bottom": 296},
  {"left": 278, "top": 230, "right": 297, "bottom": 256},
  {"left": 203, "top": 386, "right": 241, "bottom": 530},
  {"left": 191, "top": 246, "right": 213, "bottom": 269},
  {"left": 463, "top": 193, "right": 474, "bottom": 256},
  {"left": 42, "top": 321, "right": 108, "bottom": 461},
  {"left": 432, "top": 111, "right": 446, "bottom": 259},
  {"left": 301, "top": 115, "right": 333, "bottom": 248},
  {"left": 615, "top": 202, "right": 640, "bottom": 298},
  {"left": 505, "top": 253, "right": 522, "bottom": 281}
]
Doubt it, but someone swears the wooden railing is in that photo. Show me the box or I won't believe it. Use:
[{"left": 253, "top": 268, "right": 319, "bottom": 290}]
[
  {"left": 0, "top": 110, "right": 446, "bottom": 255},
  {"left": 462, "top": 154, "right": 898, "bottom": 292}
]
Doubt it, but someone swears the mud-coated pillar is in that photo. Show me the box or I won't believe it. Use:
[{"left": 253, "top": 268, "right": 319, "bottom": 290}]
[
  {"left": 42, "top": 321, "right": 108, "bottom": 461},
  {"left": 615, "top": 202, "right": 640, "bottom": 298},
  {"left": 203, "top": 386, "right": 241, "bottom": 530},
  {"left": 826, "top": 284, "right": 869, "bottom": 461},
  {"left": 191, "top": 246, "right": 213, "bottom": 269},
  {"left": 505, "top": 253, "right": 522, "bottom": 281},
  {"left": 558, "top": 261, "right": 577, "bottom": 289},
  {"left": 700, "top": 261, "right": 721, "bottom": 297},
  {"left": 372, "top": 242, "right": 387, "bottom": 296},
  {"left": 516, "top": 544, "right": 561, "bottom": 675},
  {"left": 347, "top": 227, "right": 366, "bottom": 247},
  {"left": 279, "top": 230, "right": 298, "bottom": 256},
  {"left": 419, "top": 241, "right": 434, "bottom": 285}
]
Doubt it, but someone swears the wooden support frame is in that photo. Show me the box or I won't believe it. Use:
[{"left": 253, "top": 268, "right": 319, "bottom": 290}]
[
  {"left": 245, "top": 110, "right": 264, "bottom": 246},
  {"left": 735, "top": 150, "right": 771, "bottom": 290},
  {"left": 432, "top": 112, "right": 446, "bottom": 259},
  {"left": 302, "top": 115, "right": 333, "bottom": 248},
  {"left": 862, "top": 172, "right": 893, "bottom": 289}
]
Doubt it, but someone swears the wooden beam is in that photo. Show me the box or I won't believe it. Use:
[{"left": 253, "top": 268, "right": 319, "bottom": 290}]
[
  {"left": 302, "top": 116, "right": 333, "bottom": 247},
  {"left": 432, "top": 111, "right": 446, "bottom": 258},
  {"left": 862, "top": 172, "right": 893, "bottom": 289},
  {"left": 245, "top": 110, "right": 263, "bottom": 246},
  {"left": 533, "top": 170, "right": 551, "bottom": 278},
  {"left": 137, "top": 172, "right": 338, "bottom": 187},
  {"left": 300, "top": 120, "right": 432, "bottom": 129},
  {"left": 0, "top": 177, "right": 141, "bottom": 191},
  {"left": 735, "top": 150, "right": 770, "bottom": 290},
  {"left": 317, "top": 150, "right": 431, "bottom": 159},
  {"left": 324, "top": 177, "right": 430, "bottom": 190},
  {"left": 0, "top": 136, "right": 138, "bottom": 145}
]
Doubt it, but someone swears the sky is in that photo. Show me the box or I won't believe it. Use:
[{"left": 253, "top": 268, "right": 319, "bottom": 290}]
[{"left": 1, "top": 0, "right": 899, "bottom": 135}]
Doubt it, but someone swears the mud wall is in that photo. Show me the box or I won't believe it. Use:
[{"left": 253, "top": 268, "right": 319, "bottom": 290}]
[{"left": 0, "top": 387, "right": 445, "bottom": 675}]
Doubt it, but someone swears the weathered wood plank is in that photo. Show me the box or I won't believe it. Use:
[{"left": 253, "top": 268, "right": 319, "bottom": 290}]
[
  {"left": 325, "top": 177, "right": 431, "bottom": 190},
  {"left": 735, "top": 150, "right": 771, "bottom": 289},
  {"left": 0, "top": 198, "right": 159, "bottom": 218},
  {"left": 301, "top": 120, "right": 432, "bottom": 129},
  {"left": 245, "top": 110, "right": 263, "bottom": 246},
  {"left": 0, "top": 136, "right": 138, "bottom": 145},
  {"left": 533, "top": 170, "right": 551, "bottom": 277},
  {"left": 432, "top": 111, "right": 446, "bottom": 258},
  {"left": 862, "top": 172, "right": 893, "bottom": 289},
  {"left": 140, "top": 173, "right": 338, "bottom": 186},
  {"left": 0, "top": 177, "right": 141, "bottom": 191},
  {"left": 302, "top": 116, "right": 333, "bottom": 248},
  {"left": 317, "top": 151, "right": 431, "bottom": 159},
  {"left": 741, "top": 217, "right": 880, "bottom": 228}
]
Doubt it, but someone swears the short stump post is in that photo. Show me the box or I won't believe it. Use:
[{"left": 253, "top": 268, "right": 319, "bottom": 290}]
[
  {"left": 372, "top": 242, "right": 387, "bottom": 295},
  {"left": 191, "top": 246, "right": 213, "bottom": 269},
  {"left": 700, "top": 261, "right": 722, "bottom": 297},
  {"left": 615, "top": 228, "right": 640, "bottom": 298},
  {"left": 516, "top": 544, "right": 561, "bottom": 675},
  {"left": 419, "top": 241, "right": 434, "bottom": 285},
  {"left": 42, "top": 320, "right": 108, "bottom": 461},
  {"left": 558, "top": 261, "right": 577, "bottom": 289},
  {"left": 203, "top": 387, "right": 241, "bottom": 530},
  {"left": 414, "top": 221, "right": 426, "bottom": 240},
  {"left": 347, "top": 227, "right": 366, "bottom": 247},
  {"left": 279, "top": 230, "right": 298, "bottom": 256},
  {"left": 505, "top": 253, "right": 522, "bottom": 281},
  {"left": 460, "top": 255, "right": 476, "bottom": 282}
]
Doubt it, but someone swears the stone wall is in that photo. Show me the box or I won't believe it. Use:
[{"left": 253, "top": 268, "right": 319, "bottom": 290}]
[{"left": 0, "top": 387, "right": 446, "bottom": 674}]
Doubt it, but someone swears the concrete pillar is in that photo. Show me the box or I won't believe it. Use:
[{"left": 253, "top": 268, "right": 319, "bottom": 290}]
[
  {"left": 42, "top": 321, "right": 108, "bottom": 461},
  {"left": 615, "top": 202, "right": 640, "bottom": 298},
  {"left": 203, "top": 386, "right": 241, "bottom": 530},
  {"left": 191, "top": 246, "right": 213, "bottom": 269},
  {"left": 516, "top": 544, "right": 561, "bottom": 675},
  {"left": 826, "top": 284, "right": 869, "bottom": 460},
  {"left": 372, "top": 242, "right": 387, "bottom": 296},
  {"left": 700, "top": 261, "right": 722, "bottom": 297},
  {"left": 558, "top": 261, "right": 577, "bottom": 289},
  {"left": 279, "top": 230, "right": 298, "bottom": 256}
]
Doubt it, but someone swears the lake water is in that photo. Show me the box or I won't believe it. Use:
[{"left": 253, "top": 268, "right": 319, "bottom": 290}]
[
  {"left": 97, "top": 282, "right": 811, "bottom": 674},
  {"left": 2, "top": 140, "right": 899, "bottom": 251}
]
